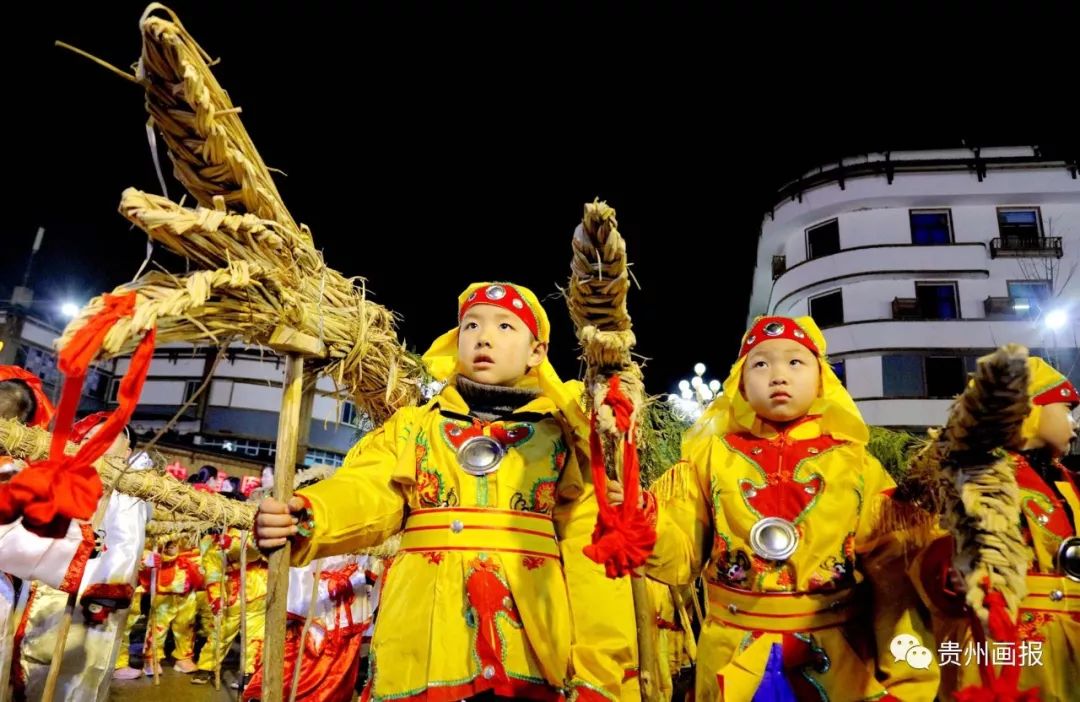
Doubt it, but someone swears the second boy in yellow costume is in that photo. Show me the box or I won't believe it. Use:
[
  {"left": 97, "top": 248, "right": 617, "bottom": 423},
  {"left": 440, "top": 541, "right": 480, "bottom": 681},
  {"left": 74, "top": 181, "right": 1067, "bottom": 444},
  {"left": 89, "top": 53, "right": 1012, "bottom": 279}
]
[{"left": 645, "top": 316, "right": 939, "bottom": 701}]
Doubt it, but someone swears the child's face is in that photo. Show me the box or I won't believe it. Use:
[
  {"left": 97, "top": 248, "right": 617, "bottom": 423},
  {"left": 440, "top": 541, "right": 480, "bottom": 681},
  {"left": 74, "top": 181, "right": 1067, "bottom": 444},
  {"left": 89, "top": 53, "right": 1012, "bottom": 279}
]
[
  {"left": 741, "top": 338, "right": 820, "bottom": 424},
  {"left": 457, "top": 304, "right": 547, "bottom": 387},
  {"left": 1034, "top": 402, "right": 1076, "bottom": 456}
]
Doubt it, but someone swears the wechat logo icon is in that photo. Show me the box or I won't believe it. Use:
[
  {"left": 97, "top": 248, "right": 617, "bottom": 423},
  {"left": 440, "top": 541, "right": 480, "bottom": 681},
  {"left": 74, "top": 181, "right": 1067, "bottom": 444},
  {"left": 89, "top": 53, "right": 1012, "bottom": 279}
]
[{"left": 890, "top": 634, "right": 933, "bottom": 671}]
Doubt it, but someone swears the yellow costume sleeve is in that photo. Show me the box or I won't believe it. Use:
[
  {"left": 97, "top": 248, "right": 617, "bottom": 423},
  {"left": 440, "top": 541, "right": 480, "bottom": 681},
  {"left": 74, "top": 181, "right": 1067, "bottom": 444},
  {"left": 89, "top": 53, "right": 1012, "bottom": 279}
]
[
  {"left": 555, "top": 444, "right": 639, "bottom": 701},
  {"left": 644, "top": 454, "right": 712, "bottom": 588},
  {"left": 198, "top": 538, "right": 222, "bottom": 602},
  {"left": 292, "top": 407, "right": 417, "bottom": 566},
  {"left": 856, "top": 452, "right": 940, "bottom": 700}
]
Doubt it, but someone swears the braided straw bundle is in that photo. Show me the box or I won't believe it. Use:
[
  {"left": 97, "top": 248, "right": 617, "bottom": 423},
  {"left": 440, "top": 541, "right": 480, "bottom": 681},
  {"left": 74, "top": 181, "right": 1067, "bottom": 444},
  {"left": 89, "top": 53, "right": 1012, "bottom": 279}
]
[
  {"left": 0, "top": 417, "right": 255, "bottom": 529},
  {"left": 567, "top": 201, "right": 644, "bottom": 443},
  {"left": 566, "top": 200, "right": 661, "bottom": 702},
  {"left": 57, "top": 5, "right": 422, "bottom": 424},
  {"left": 145, "top": 519, "right": 214, "bottom": 538},
  {"left": 908, "top": 344, "right": 1032, "bottom": 625}
]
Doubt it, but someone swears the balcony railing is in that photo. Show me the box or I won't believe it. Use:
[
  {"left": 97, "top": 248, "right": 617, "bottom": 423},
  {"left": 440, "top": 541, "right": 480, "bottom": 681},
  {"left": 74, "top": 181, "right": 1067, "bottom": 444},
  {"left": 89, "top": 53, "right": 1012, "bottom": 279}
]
[
  {"left": 984, "top": 296, "right": 1042, "bottom": 319},
  {"left": 772, "top": 255, "right": 787, "bottom": 280},
  {"left": 990, "top": 236, "right": 1063, "bottom": 259},
  {"left": 892, "top": 297, "right": 922, "bottom": 320}
]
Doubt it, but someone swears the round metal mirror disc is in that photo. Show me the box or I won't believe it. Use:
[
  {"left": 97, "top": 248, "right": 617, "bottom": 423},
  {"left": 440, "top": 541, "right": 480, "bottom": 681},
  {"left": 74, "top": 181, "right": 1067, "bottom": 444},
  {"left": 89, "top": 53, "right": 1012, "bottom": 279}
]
[
  {"left": 457, "top": 436, "right": 504, "bottom": 476},
  {"left": 749, "top": 517, "right": 799, "bottom": 561},
  {"left": 1057, "top": 537, "right": 1080, "bottom": 582}
]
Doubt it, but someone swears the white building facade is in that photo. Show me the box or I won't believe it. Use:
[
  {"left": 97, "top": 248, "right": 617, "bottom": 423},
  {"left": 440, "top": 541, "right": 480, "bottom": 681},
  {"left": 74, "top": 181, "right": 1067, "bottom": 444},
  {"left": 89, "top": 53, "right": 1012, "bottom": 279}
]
[{"left": 748, "top": 146, "right": 1080, "bottom": 430}]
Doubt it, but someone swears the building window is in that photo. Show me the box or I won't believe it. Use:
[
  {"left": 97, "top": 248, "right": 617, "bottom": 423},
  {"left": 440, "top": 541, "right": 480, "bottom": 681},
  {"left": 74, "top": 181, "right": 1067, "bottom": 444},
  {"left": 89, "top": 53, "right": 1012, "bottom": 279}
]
[
  {"left": 183, "top": 379, "right": 201, "bottom": 403},
  {"left": 997, "top": 207, "right": 1042, "bottom": 245},
  {"left": 200, "top": 436, "right": 276, "bottom": 459},
  {"left": 809, "top": 289, "right": 844, "bottom": 328},
  {"left": 107, "top": 378, "right": 121, "bottom": 403},
  {"left": 806, "top": 219, "right": 840, "bottom": 260},
  {"left": 883, "top": 354, "right": 967, "bottom": 398},
  {"left": 304, "top": 449, "right": 344, "bottom": 467},
  {"left": 925, "top": 356, "right": 966, "bottom": 398},
  {"left": 1007, "top": 280, "right": 1052, "bottom": 316},
  {"left": 341, "top": 401, "right": 359, "bottom": 427},
  {"left": 915, "top": 282, "right": 960, "bottom": 320},
  {"left": 910, "top": 209, "right": 953, "bottom": 245},
  {"left": 831, "top": 360, "right": 846, "bottom": 387},
  {"left": 882, "top": 356, "right": 924, "bottom": 398}
]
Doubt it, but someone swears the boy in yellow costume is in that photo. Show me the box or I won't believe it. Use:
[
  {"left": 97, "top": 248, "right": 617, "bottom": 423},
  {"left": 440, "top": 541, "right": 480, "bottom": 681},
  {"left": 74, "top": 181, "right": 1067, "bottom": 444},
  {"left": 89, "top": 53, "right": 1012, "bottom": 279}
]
[
  {"left": 644, "top": 316, "right": 939, "bottom": 701},
  {"left": 191, "top": 528, "right": 268, "bottom": 686},
  {"left": 257, "top": 282, "right": 639, "bottom": 701},
  {"left": 911, "top": 356, "right": 1080, "bottom": 701},
  {"left": 195, "top": 531, "right": 217, "bottom": 640},
  {"left": 140, "top": 536, "right": 203, "bottom": 674}
]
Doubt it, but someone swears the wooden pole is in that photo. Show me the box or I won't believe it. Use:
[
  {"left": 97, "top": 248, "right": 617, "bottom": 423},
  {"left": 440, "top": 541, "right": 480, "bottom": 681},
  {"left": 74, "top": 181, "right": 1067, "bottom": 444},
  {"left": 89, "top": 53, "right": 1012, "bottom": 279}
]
[
  {"left": 261, "top": 352, "right": 305, "bottom": 701},
  {"left": 149, "top": 556, "right": 160, "bottom": 686},
  {"left": 42, "top": 486, "right": 118, "bottom": 701},
  {"left": 40, "top": 593, "right": 76, "bottom": 701},
  {"left": 214, "top": 544, "right": 227, "bottom": 690},
  {"left": 632, "top": 576, "right": 660, "bottom": 701},
  {"left": 239, "top": 531, "right": 249, "bottom": 695},
  {"left": 289, "top": 560, "right": 323, "bottom": 702}
]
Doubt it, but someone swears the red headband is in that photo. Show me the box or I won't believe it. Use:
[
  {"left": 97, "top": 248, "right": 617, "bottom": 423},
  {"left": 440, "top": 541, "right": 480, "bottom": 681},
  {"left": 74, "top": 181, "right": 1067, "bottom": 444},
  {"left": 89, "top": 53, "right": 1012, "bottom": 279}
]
[
  {"left": 1033, "top": 380, "right": 1080, "bottom": 408},
  {"left": 70, "top": 412, "right": 113, "bottom": 444},
  {"left": 0, "top": 366, "right": 55, "bottom": 428},
  {"left": 740, "top": 317, "right": 820, "bottom": 359},
  {"left": 458, "top": 284, "right": 540, "bottom": 339}
]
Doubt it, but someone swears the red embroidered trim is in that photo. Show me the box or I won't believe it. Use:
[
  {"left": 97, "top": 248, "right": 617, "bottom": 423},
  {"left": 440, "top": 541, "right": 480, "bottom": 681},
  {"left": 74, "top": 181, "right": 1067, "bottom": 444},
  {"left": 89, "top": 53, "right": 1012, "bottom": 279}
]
[
  {"left": 59, "top": 521, "right": 96, "bottom": 593},
  {"left": 80, "top": 582, "right": 134, "bottom": 607},
  {"left": 11, "top": 582, "right": 37, "bottom": 701},
  {"left": 365, "top": 676, "right": 561, "bottom": 702}
]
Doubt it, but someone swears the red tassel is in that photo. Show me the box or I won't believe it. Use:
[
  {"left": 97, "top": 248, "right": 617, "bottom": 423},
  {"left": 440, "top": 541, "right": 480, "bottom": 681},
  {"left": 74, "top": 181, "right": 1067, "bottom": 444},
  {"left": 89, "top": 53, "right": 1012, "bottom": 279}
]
[
  {"left": 985, "top": 587, "right": 1016, "bottom": 642},
  {"left": 0, "top": 293, "right": 155, "bottom": 537},
  {"left": 955, "top": 580, "right": 1040, "bottom": 702},
  {"left": 955, "top": 680, "right": 1041, "bottom": 702},
  {"left": 465, "top": 559, "right": 518, "bottom": 686},
  {"left": 582, "top": 376, "right": 657, "bottom": 578}
]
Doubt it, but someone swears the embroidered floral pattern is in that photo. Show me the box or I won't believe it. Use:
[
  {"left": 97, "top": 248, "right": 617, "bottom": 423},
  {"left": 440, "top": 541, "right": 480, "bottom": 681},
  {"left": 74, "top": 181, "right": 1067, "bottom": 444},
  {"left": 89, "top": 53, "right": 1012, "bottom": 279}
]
[
  {"left": 522, "top": 556, "right": 545, "bottom": 570},
  {"left": 550, "top": 437, "right": 568, "bottom": 473},
  {"left": 1017, "top": 611, "right": 1056, "bottom": 642},
  {"left": 511, "top": 476, "right": 558, "bottom": 515},
  {"left": 415, "top": 430, "right": 456, "bottom": 507}
]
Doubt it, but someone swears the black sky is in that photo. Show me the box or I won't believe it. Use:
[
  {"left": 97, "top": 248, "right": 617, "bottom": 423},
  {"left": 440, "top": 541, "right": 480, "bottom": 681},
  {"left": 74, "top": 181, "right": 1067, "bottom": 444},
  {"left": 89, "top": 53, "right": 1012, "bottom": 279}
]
[{"left": 4, "top": 1, "right": 1076, "bottom": 395}]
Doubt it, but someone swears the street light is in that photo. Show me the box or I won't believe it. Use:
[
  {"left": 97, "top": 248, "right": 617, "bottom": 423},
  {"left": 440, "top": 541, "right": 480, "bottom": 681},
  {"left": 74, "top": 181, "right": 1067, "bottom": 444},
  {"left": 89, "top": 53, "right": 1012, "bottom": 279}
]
[
  {"left": 1045, "top": 308, "right": 1068, "bottom": 331},
  {"left": 667, "top": 362, "right": 722, "bottom": 421},
  {"left": 60, "top": 302, "right": 80, "bottom": 319}
]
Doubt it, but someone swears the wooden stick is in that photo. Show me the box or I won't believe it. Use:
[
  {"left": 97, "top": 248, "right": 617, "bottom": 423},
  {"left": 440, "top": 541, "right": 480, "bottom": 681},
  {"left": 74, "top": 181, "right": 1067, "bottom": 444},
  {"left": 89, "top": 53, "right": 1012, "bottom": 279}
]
[
  {"left": 262, "top": 353, "right": 305, "bottom": 701},
  {"left": 42, "top": 484, "right": 118, "bottom": 701},
  {"left": 40, "top": 593, "right": 76, "bottom": 701},
  {"left": 239, "top": 531, "right": 250, "bottom": 696},
  {"left": 149, "top": 557, "right": 160, "bottom": 686},
  {"left": 214, "top": 543, "right": 227, "bottom": 690},
  {"left": 670, "top": 586, "right": 697, "bottom": 662},
  {"left": 633, "top": 577, "right": 661, "bottom": 700},
  {"left": 289, "top": 560, "right": 323, "bottom": 702}
]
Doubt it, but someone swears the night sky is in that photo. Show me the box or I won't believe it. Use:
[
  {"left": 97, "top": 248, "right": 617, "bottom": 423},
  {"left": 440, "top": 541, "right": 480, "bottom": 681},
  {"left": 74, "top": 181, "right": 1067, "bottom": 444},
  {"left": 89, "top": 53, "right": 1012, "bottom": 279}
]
[{"left": 5, "top": 2, "right": 1076, "bottom": 395}]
